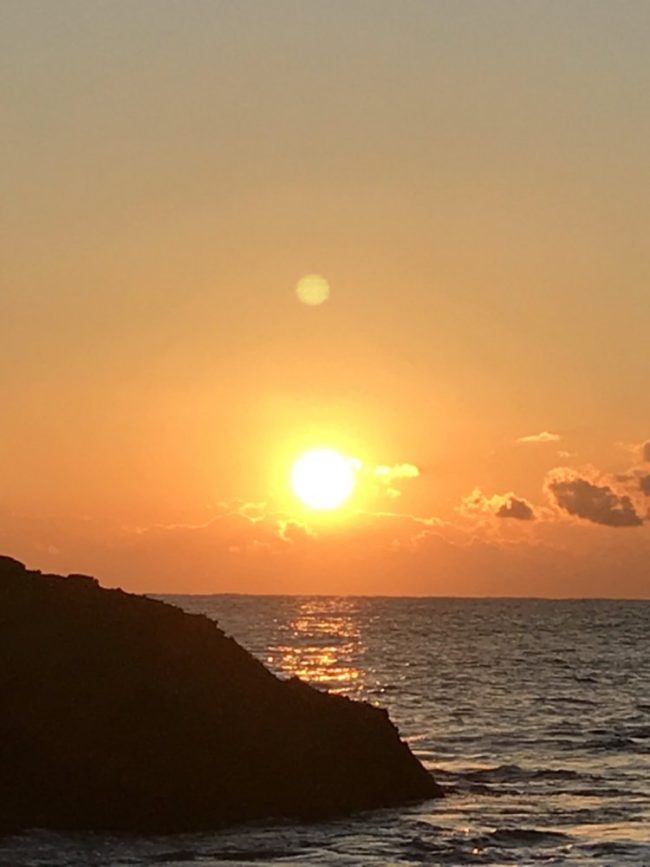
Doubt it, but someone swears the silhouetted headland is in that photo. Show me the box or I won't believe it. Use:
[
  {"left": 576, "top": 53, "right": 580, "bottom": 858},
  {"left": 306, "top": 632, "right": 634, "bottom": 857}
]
[{"left": 0, "top": 555, "right": 441, "bottom": 833}]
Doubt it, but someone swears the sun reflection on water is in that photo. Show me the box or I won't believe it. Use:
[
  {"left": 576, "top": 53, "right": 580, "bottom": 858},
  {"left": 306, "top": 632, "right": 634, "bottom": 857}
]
[{"left": 267, "top": 598, "right": 365, "bottom": 696}]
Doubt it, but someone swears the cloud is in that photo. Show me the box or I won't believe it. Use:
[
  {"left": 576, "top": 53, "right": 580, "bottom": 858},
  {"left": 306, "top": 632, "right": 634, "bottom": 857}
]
[
  {"left": 236, "top": 501, "right": 268, "bottom": 522},
  {"left": 370, "top": 463, "right": 420, "bottom": 498},
  {"left": 277, "top": 518, "right": 314, "bottom": 543},
  {"left": 459, "top": 488, "right": 536, "bottom": 521},
  {"left": 639, "top": 475, "right": 650, "bottom": 497},
  {"left": 516, "top": 431, "right": 561, "bottom": 444},
  {"left": 373, "top": 463, "right": 420, "bottom": 481},
  {"left": 5, "top": 494, "right": 650, "bottom": 597},
  {"left": 545, "top": 468, "right": 643, "bottom": 528},
  {"left": 496, "top": 497, "right": 535, "bottom": 521},
  {"left": 642, "top": 441, "right": 650, "bottom": 463}
]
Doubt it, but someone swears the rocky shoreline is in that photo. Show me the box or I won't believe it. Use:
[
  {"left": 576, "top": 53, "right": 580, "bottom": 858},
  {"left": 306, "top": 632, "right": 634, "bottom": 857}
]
[{"left": 0, "top": 555, "right": 441, "bottom": 832}]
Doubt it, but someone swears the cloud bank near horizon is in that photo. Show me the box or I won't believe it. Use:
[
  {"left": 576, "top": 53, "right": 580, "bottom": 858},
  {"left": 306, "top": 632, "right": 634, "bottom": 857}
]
[{"left": 2, "top": 435, "right": 650, "bottom": 596}]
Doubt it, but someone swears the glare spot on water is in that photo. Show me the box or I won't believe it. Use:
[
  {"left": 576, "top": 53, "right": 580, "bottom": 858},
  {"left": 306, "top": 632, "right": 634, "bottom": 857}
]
[{"left": 270, "top": 598, "right": 364, "bottom": 693}]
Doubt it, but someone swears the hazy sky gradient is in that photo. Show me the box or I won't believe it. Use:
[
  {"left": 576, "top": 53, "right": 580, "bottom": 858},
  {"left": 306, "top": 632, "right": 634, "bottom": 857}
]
[{"left": 2, "top": 1, "right": 649, "bottom": 594}]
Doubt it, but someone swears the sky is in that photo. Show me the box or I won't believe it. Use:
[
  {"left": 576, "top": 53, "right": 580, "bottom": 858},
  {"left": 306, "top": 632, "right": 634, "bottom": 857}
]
[{"left": 2, "top": 0, "right": 649, "bottom": 596}]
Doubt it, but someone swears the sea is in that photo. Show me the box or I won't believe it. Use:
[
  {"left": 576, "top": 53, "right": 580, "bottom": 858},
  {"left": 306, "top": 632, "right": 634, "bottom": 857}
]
[{"left": 3, "top": 596, "right": 650, "bottom": 866}]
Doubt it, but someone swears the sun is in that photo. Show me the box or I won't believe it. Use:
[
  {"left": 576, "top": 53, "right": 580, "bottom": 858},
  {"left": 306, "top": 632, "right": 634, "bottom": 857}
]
[{"left": 291, "top": 448, "right": 358, "bottom": 510}]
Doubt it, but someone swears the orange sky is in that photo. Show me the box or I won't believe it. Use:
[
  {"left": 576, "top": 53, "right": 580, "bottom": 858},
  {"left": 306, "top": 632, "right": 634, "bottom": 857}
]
[{"left": 2, "top": 1, "right": 649, "bottom": 596}]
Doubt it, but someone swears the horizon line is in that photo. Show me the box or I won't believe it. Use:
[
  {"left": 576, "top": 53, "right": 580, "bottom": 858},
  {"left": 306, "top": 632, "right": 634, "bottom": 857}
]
[{"left": 154, "top": 591, "right": 650, "bottom": 602}]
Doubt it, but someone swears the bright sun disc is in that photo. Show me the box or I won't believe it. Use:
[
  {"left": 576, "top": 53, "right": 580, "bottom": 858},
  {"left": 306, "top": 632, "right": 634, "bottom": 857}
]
[{"left": 291, "top": 448, "right": 357, "bottom": 510}]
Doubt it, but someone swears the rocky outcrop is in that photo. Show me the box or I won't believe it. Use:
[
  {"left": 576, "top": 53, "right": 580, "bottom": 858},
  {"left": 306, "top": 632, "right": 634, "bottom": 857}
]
[{"left": 0, "top": 555, "right": 441, "bottom": 832}]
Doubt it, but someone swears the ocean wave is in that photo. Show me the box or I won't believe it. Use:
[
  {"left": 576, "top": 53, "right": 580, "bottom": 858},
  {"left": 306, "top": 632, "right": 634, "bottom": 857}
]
[
  {"left": 580, "top": 840, "right": 650, "bottom": 861},
  {"left": 437, "top": 763, "right": 581, "bottom": 784},
  {"left": 582, "top": 735, "right": 639, "bottom": 752},
  {"left": 443, "top": 781, "right": 518, "bottom": 798},
  {"left": 545, "top": 695, "right": 598, "bottom": 706},
  {"left": 486, "top": 827, "right": 572, "bottom": 846}
]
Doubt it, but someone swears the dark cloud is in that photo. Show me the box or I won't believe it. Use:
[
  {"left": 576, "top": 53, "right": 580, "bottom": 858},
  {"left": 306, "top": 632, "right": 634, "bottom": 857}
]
[
  {"left": 643, "top": 441, "right": 650, "bottom": 463},
  {"left": 547, "top": 472, "right": 643, "bottom": 527},
  {"left": 459, "top": 488, "right": 536, "bottom": 521},
  {"left": 496, "top": 496, "right": 535, "bottom": 521},
  {"left": 640, "top": 474, "right": 650, "bottom": 497}
]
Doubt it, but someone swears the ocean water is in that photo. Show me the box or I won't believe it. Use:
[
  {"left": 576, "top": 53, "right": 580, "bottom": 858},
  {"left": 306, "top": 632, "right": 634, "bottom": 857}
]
[{"left": 3, "top": 596, "right": 650, "bottom": 866}]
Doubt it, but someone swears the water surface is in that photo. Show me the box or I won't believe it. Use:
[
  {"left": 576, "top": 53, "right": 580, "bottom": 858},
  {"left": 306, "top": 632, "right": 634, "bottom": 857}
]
[{"left": 4, "top": 596, "right": 650, "bottom": 865}]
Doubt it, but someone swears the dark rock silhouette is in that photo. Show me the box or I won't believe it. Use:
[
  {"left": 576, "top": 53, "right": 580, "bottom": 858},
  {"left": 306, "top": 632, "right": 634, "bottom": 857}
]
[{"left": 0, "top": 555, "right": 441, "bottom": 832}]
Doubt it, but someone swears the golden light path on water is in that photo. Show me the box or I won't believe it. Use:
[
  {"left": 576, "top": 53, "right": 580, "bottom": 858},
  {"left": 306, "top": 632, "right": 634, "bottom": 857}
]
[{"left": 265, "top": 598, "right": 364, "bottom": 695}]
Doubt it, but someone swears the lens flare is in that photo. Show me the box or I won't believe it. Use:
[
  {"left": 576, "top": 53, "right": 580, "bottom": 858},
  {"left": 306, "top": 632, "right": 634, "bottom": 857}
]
[{"left": 296, "top": 274, "right": 330, "bottom": 306}]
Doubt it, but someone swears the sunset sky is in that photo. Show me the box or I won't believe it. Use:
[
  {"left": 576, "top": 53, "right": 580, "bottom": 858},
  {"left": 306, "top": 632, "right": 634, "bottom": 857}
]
[{"left": 2, "top": 1, "right": 649, "bottom": 596}]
